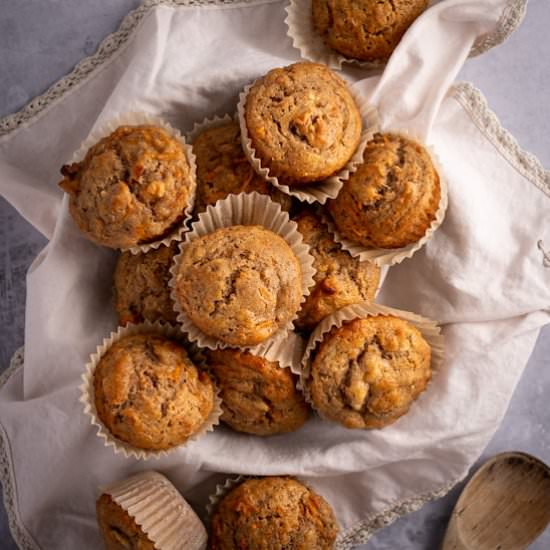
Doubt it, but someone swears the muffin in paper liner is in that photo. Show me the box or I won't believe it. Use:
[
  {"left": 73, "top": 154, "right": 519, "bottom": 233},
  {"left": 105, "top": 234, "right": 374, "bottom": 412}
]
[
  {"left": 237, "top": 79, "right": 379, "bottom": 205},
  {"left": 169, "top": 192, "right": 316, "bottom": 360},
  {"left": 99, "top": 470, "right": 207, "bottom": 550},
  {"left": 67, "top": 111, "right": 197, "bottom": 255},
  {"left": 79, "top": 320, "right": 222, "bottom": 461},
  {"left": 205, "top": 475, "right": 250, "bottom": 518},
  {"left": 284, "top": 0, "right": 434, "bottom": 71},
  {"left": 324, "top": 130, "right": 449, "bottom": 267},
  {"left": 299, "top": 302, "right": 445, "bottom": 413},
  {"left": 186, "top": 112, "right": 236, "bottom": 143}
]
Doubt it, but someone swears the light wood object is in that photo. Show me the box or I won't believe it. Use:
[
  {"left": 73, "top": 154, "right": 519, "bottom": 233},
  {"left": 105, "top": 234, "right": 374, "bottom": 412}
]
[{"left": 442, "top": 452, "right": 550, "bottom": 550}]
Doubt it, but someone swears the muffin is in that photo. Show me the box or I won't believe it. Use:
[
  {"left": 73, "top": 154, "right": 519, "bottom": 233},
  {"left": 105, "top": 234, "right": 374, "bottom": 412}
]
[
  {"left": 173, "top": 225, "right": 303, "bottom": 346},
  {"left": 58, "top": 125, "right": 194, "bottom": 249},
  {"left": 205, "top": 349, "right": 309, "bottom": 435},
  {"left": 96, "top": 493, "right": 157, "bottom": 550},
  {"left": 192, "top": 122, "right": 291, "bottom": 212},
  {"left": 312, "top": 0, "right": 429, "bottom": 62},
  {"left": 309, "top": 315, "right": 432, "bottom": 429},
  {"left": 244, "top": 62, "right": 362, "bottom": 186},
  {"left": 93, "top": 333, "right": 215, "bottom": 451},
  {"left": 96, "top": 471, "right": 208, "bottom": 550},
  {"left": 210, "top": 477, "right": 338, "bottom": 549},
  {"left": 114, "top": 242, "right": 178, "bottom": 326},
  {"left": 294, "top": 209, "right": 380, "bottom": 331},
  {"left": 328, "top": 132, "right": 440, "bottom": 249}
]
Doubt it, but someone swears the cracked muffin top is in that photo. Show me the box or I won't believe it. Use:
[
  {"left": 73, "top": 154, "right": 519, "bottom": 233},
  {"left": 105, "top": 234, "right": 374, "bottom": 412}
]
[
  {"left": 192, "top": 122, "right": 291, "bottom": 213},
  {"left": 96, "top": 493, "right": 157, "bottom": 550},
  {"left": 309, "top": 315, "right": 431, "bottom": 429},
  {"left": 294, "top": 209, "right": 380, "bottom": 331},
  {"left": 210, "top": 477, "right": 338, "bottom": 550},
  {"left": 94, "top": 333, "right": 215, "bottom": 451},
  {"left": 59, "top": 125, "right": 194, "bottom": 249},
  {"left": 205, "top": 349, "right": 309, "bottom": 436},
  {"left": 328, "top": 133, "right": 440, "bottom": 249},
  {"left": 312, "top": 0, "right": 429, "bottom": 62},
  {"left": 173, "top": 225, "right": 303, "bottom": 346},
  {"left": 114, "top": 242, "right": 179, "bottom": 326},
  {"left": 244, "top": 62, "right": 362, "bottom": 186}
]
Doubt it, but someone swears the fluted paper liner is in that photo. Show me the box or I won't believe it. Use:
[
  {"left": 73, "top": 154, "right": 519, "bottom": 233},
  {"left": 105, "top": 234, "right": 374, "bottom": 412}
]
[
  {"left": 79, "top": 321, "right": 222, "bottom": 461},
  {"left": 299, "top": 302, "right": 445, "bottom": 412},
  {"left": 186, "top": 112, "right": 236, "bottom": 143},
  {"left": 324, "top": 131, "right": 449, "bottom": 266},
  {"left": 237, "top": 80, "right": 378, "bottom": 205},
  {"left": 169, "top": 192, "right": 316, "bottom": 362},
  {"left": 68, "top": 111, "right": 197, "bottom": 255},
  {"left": 101, "top": 471, "right": 207, "bottom": 550},
  {"left": 284, "top": 0, "right": 387, "bottom": 71}
]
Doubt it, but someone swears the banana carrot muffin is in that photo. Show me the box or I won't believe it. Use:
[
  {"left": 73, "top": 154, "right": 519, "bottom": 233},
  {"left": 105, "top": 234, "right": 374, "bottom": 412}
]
[
  {"left": 192, "top": 122, "right": 291, "bottom": 213},
  {"left": 113, "top": 242, "right": 179, "bottom": 326},
  {"left": 210, "top": 477, "right": 338, "bottom": 549},
  {"left": 93, "top": 333, "right": 215, "bottom": 451},
  {"left": 312, "top": 0, "right": 429, "bottom": 62},
  {"left": 328, "top": 132, "right": 440, "bottom": 249},
  {"left": 59, "top": 125, "right": 194, "bottom": 249},
  {"left": 96, "top": 493, "right": 157, "bottom": 550},
  {"left": 205, "top": 349, "right": 309, "bottom": 436},
  {"left": 244, "top": 62, "right": 362, "bottom": 186},
  {"left": 309, "top": 315, "right": 432, "bottom": 429},
  {"left": 294, "top": 209, "right": 380, "bottom": 331},
  {"left": 173, "top": 225, "right": 303, "bottom": 346}
]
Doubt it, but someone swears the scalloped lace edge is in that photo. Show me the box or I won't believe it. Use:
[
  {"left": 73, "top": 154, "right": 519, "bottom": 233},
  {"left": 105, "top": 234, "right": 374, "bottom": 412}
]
[
  {"left": 0, "top": 0, "right": 527, "bottom": 138},
  {"left": 451, "top": 82, "right": 550, "bottom": 198}
]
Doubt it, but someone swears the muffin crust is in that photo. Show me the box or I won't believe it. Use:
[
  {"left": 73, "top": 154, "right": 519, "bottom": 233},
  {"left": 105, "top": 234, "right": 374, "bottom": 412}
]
[
  {"left": 328, "top": 133, "right": 440, "bottom": 249},
  {"left": 192, "top": 122, "right": 291, "bottom": 212},
  {"left": 173, "top": 225, "right": 303, "bottom": 346},
  {"left": 94, "top": 333, "right": 214, "bottom": 450},
  {"left": 294, "top": 209, "right": 380, "bottom": 331},
  {"left": 310, "top": 316, "right": 431, "bottom": 428},
  {"left": 59, "top": 125, "right": 194, "bottom": 249},
  {"left": 312, "top": 0, "right": 429, "bottom": 62},
  {"left": 96, "top": 493, "right": 157, "bottom": 550},
  {"left": 245, "top": 62, "right": 362, "bottom": 185},
  {"left": 210, "top": 477, "right": 338, "bottom": 549},
  {"left": 206, "top": 349, "right": 309, "bottom": 435},
  {"left": 114, "top": 243, "right": 179, "bottom": 326}
]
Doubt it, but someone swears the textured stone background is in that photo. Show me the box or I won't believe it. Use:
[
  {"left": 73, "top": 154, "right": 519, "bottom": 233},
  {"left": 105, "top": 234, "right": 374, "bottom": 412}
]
[{"left": 0, "top": 1, "right": 549, "bottom": 549}]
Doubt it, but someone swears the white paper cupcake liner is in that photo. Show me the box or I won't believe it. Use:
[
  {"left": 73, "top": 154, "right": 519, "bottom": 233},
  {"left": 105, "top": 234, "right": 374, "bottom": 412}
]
[
  {"left": 68, "top": 111, "right": 197, "bottom": 255},
  {"left": 186, "top": 112, "right": 237, "bottom": 143},
  {"left": 79, "top": 321, "right": 222, "bottom": 461},
  {"left": 101, "top": 471, "right": 208, "bottom": 550},
  {"left": 285, "top": 0, "right": 435, "bottom": 71},
  {"left": 205, "top": 475, "right": 250, "bottom": 518},
  {"left": 237, "top": 78, "right": 379, "bottom": 205},
  {"left": 169, "top": 192, "right": 316, "bottom": 360},
  {"left": 324, "top": 131, "right": 449, "bottom": 266},
  {"left": 299, "top": 302, "right": 445, "bottom": 412}
]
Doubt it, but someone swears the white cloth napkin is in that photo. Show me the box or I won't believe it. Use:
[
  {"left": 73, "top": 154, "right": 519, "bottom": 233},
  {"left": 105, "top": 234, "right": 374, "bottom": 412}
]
[{"left": 1, "top": 1, "right": 549, "bottom": 548}]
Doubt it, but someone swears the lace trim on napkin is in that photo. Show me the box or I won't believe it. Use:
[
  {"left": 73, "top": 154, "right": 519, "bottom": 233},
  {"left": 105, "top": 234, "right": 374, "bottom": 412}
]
[
  {"left": 451, "top": 82, "right": 550, "bottom": 198},
  {"left": 0, "top": 348, "right": 40, "bottom": 550},
  {"left": 0, "top": 0, "right": 527, "bottom": 138}
]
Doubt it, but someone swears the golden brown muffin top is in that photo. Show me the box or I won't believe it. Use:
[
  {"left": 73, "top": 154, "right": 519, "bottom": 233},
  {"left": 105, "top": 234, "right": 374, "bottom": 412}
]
[
  {"left": 173, "top": 225, "right": 303, "bottom": 346},
  {"left": 210, "top": 477, "right": 338, "bottom": 550},
  {"left": 96, "top": 493, "right": 157, "bottom": 550},
  {"left": 94, "top": 333, "right": 214, "bottom": 451},
  {"left": 312, "top": 0, "right": 429, "bottom": 62},
  {"left": 294, "top": 209, "right": 380, "bottom": 331},
  {"left": 59, "top": 125, "right": 194, "bottom": 249},
  {"left": 245, "top": 62, "right": 362, "bottom": 186},
  {"left": 192, "top": 122, "right": 291, "bottom": 213},
  {"left": 113, "top": 242, "right": 179, "bottom": 326},
  {"left": 328, "top": 132, "right": 440, "bottom": 249},
  {"left": 205, "top": 349, "right": 309, "bottom": 436},
  {"left": 310, "top": 315, "right": 431, "bottom": 429}
]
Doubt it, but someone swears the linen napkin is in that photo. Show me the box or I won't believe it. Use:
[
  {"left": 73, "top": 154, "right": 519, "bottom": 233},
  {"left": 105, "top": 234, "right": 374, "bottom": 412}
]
[{"left": 1, "top": 1, "right": 549, "bottom": 548}]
